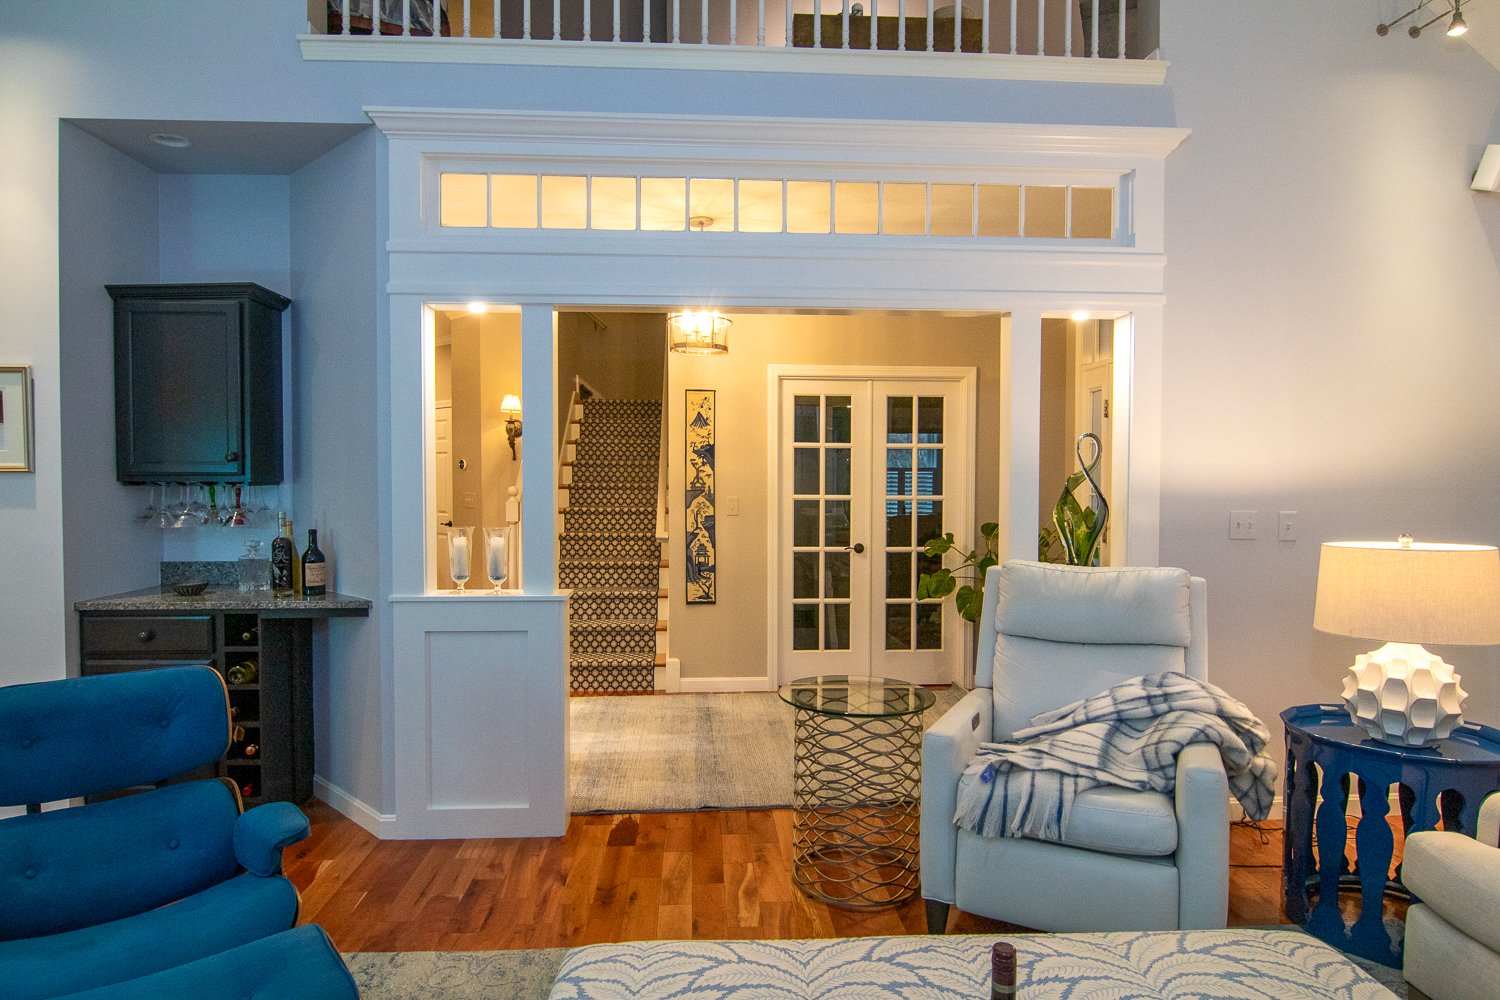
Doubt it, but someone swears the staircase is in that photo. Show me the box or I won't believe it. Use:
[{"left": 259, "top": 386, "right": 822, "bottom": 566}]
[{"left": 559, "top": 398, "right": 665, "bottom": 693}]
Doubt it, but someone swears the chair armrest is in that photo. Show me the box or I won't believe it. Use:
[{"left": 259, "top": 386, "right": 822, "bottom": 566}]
[
  {"left": 1405, "top": 828, "right": 1500, "bottom": 955},
  {"left": 1174, "top": 741, "right": 1229, "bottom": 929},
  {"left": 234, "top": 802, "right": 311, "bottom": 876},
  {"left": 920, "top": 688, "right": 992, "bottom": 905},
  {"left": 1479, "top": 791, "right": 1500, "bottom": 846}
]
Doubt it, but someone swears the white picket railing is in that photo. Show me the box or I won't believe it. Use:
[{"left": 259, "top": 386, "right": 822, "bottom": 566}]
[{"left": 309, "top": 0, "right": 1157, "bottom": 72}]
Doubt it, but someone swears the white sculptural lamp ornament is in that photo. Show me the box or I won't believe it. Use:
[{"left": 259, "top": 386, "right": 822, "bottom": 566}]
[{"left": 1314, "top": 536, "right": 1500, "bottom": 746}]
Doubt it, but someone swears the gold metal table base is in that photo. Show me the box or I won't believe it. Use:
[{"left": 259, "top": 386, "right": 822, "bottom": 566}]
[{"left": 790, "top": 706, "right": 923, "bottom": 908}]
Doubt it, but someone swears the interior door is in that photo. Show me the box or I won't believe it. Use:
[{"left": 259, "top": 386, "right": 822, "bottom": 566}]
[{"left": 777, "top": 375, "right": 970, "bottom": 685}]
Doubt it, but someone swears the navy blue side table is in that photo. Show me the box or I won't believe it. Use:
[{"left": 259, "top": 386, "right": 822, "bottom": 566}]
[{"left": 1281, "top": 704, "right": 1500, "bottom": 967}]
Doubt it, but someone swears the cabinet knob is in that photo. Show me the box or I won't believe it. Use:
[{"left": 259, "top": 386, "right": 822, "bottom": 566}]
[
  {"left": 137, "top": 630, "right": 155, "bottom": 643},
  {"left": 225, "top": 451, "right": 239, "bottom": 462}
]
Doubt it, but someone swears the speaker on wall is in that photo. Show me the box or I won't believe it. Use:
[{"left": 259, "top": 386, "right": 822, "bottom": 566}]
[{"left": 1473, "top": 145, "right": 1500, "bottom": 192}]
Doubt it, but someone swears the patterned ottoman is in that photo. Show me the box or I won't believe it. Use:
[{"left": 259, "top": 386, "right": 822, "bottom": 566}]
[{"left": 548, "top": 930, "right": 1398, "bottom": 999}]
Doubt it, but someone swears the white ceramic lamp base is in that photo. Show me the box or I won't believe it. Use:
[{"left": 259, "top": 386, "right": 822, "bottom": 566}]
[{"left": 1341, "top": 641, "right": 1468, "bottom": 747}]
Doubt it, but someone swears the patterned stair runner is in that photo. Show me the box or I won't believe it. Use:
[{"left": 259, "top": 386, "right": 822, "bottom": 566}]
[{"left": 562, "top": 398, "right": 662, "bottom": 693}]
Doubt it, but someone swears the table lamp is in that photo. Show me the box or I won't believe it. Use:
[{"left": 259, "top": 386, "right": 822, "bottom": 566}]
[{"left": 1314, "top": 535, "right": 1500, "bottom": 746}]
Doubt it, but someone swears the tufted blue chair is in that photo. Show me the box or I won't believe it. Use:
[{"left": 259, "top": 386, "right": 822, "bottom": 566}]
[{"left": 0, "top": 665, "right": 313, "bottom": 1000}]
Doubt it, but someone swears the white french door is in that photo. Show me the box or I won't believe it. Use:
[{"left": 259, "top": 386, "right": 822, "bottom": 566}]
[{"left": 774, "top": 369, "right": 974, "bottom": 685}]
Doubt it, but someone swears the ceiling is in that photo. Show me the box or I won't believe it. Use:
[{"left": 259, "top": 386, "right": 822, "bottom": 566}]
[{"left": 67, "top": 119, "right": 369, "bottom": 175}]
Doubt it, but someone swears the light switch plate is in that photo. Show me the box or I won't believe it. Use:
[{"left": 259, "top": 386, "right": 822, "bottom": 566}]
[
  {"left": 724, "top": 496, "right": 739, "bottom": 516},
  {"left": 1278, "top": 511, "right": 1297, "bottom": 542},
  {"left": 1230, "top": 510, "right": 1258, "bottom": 540}
]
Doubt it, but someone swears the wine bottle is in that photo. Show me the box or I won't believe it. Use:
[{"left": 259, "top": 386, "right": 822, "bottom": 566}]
[
  {"left": 238, "top": 626, "right": 258, "bottom": 645},
  {"left": 303, "top": 528, "right": 327, "bottom": 598},
  {"left": 226, "top": 660, "right": 259, "bottom": 685},
  {"left": 991, "top": 942, "right": 1016, "bottom": 999},
  {"left": 241, "top": 743, "right": 259, "bottom": 758},
  {"left": 270, "top": 513, "right": 297, "bottom": 597},
  {"left": 240, "top": 781, "right": 257, "bottom": 799}
]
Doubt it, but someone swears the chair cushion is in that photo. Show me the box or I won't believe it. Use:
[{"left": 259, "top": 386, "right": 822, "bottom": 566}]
[
  {"left": 53, "top": 925, "right": 357, "bottom": 1000},
  {"left": 1058, "top": 785, "right": 1177, "bottom": 857},
  {"left": 0, "top": 872, "right": 299, "bottom": 1000},
  {"left": 992, "top": 635, "right": 1185, "bottom": 740},
  {"left": 0, "top": 666, "right": 229, "bottom": 807},
  {"left": 0, "top": 779, "right": 240, "bottom": 940},
  {"left": 995, "top": 562, "right": 1191, "bottom": 646}
]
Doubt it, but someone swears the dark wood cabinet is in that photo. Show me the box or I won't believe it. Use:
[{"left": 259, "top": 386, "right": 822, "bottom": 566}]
[
  {"left": 108, "top": 283, "right": 290, "bottom": 484},
  {"left": 79, "top": 608, "right": 313, "bottom": 805}
]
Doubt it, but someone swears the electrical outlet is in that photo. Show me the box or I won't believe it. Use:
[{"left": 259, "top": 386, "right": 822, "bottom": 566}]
[
  {"left": 1278, "top": 511, "right": 1297, "bottom": 542},
  {"left": 1230, "top": 510, "right": 1258, "bottom": 540}
]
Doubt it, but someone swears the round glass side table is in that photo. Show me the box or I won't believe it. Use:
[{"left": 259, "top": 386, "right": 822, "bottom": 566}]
[{"left": 777, "top": 674, "right": 936, "bottom": 908}]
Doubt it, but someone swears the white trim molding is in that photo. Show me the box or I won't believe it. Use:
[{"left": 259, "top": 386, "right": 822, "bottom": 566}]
[{"left": 306, "top": 37, "right": 1169, "bottom": 85}]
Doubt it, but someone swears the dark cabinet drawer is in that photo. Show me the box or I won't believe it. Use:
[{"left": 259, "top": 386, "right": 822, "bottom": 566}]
[{"left": 81, "top": 615, "right": 215, "bottom": 655}]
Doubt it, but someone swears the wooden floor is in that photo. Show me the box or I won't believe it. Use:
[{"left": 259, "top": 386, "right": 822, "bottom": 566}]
[{"left": 284, "top": 801, "right": 1404, "bottom": 953}]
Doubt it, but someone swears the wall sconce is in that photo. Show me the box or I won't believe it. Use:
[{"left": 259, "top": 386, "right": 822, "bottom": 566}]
[
  {"left": 501, "top": 394, "right": 522, "bottom": 460},
  {"left": 668, "top": 311, "right": 731, "bottom": 355},
  {"left": 1378, "top": 1, "right": 1468, "bottom": 38}
]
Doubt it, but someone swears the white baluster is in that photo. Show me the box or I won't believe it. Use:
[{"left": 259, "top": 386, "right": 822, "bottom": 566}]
[
  {"left": 1064, "top": 0, "right": 1071, "bottom": 56},
  {"left": 524, "top": 0, "right": 532, "bottom": 40},
  {"left": 757, "top": 0, "right": 764, "bottom": 45},
  {"left": 815, "top": 0, "right": 822, "bottom": 48},
  {"left": 842, "top": 0, "right": 850, "bottom": 50},
  {"left": 1009, "top": 0, "right": 1016, "bottom": 54},
  {"left": 1035, "top": 0, "right": 1043, "bottom": 54},
  {"left": 554, "top": 0, "right": 561, "bottom": 40},
  {"left": 785, "top": 0, "right": 793, "bottom": 48},
  {"left": 585, "top": 0, "right": 593, "bottom": 40},
  {"left": 870, "top": 0, "right": 877, "bottom": 50},
  {"left": 1118, "top": 0, "right": 1126, "bottom": 58},
  {"left": 402, "top": 0, "right": 412, "bottom": 35},
  {"left": 1091, "top": 0, "right": 1099, "bottom": 57},
  {"left": 463, "top": 0, "right": 471, "bottom": 36},
  {"left": 340, "top": 0, "right": 351, "bottom": 35},
  {"left": 898, "top": 0, "right": 906, "bottom": 51},
  {"left": 495, "top": 0, "right": 502, "bottom": 38},
  {"left": 645, "top": 0, "right": 652, "bottom": 42},
  {"left": 979, "top": 0, "right": 986, "bottom": 53},
  {"left": 702, "top": 0, "right": 708, "bottom": 43},
  {"left": 673, "top": 0, "right": 681, "bottom": 42},
  {"left": 614, "top": 0, "right": 621, "bottom": 40},
  {"left": 926, "top": 0, "right": 933, "bottom": 52},
  {"left": 730, "top": 0, "right": 737, "bottom": 45}
]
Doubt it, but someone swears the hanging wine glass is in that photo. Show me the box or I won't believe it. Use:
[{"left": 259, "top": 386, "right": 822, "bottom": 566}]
[
  {"left": 204, "top": 483, "right": 222, "bottom": 526},
  {"left": 151, "top": 483, "right": 174, "bottom": 529},
  {"left": 171, "top": 483, "right": 195, "bottom": 529},
  {"left": 483, "top": 526, "right": 509, "bottom": 594},
  {"left": 252, "top": 484, "right": 273, "bottom": 525},
  {"left": 186, "top": 483, "right": 209, "bottom": 526},
  {"left": 135, "top": 482, "right": 161, "bottom": 523},
  {"left": 228, "top": 484, "right": 249, "bottom": 527},
  {"left": 446, "top": 525, "right": 474, "bottom": 594}
]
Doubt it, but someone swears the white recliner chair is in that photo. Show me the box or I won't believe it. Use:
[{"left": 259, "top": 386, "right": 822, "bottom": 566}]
[
  {"left": 920, "top": 560, "right": 1230, "bottom": 933},
  {"left": 1402, "top": 794, "right": 1500, "bottom": 1000}
]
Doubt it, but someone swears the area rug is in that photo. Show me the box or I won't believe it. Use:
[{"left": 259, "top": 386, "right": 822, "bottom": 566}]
[
  {"left": 568, "top": 686, "right": 967, "bottom": 814},
  {"left": 347, "top": 941, "right": 1409, "bottom": 1000}
]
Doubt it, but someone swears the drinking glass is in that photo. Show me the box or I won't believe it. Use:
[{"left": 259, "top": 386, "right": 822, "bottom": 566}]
[
  {"left": 227, "top": 484, "right": 250, "bottom": 527},
  {"left": 483, "top": 526, "right": 509, "bottom": 594},
  {"left": 170, "top": 483, "right": 196, "bottom": 529},
  {"left": 135, "top": 483, "right": 161, "bottom": 523},
  {"left": 446, "top": 525, "right": 474, "bottom": 593}
]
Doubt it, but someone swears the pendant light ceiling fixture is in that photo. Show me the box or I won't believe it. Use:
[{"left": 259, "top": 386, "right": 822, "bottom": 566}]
[{"left": 668, "top": 310, "right": 731, "bottom": 355}]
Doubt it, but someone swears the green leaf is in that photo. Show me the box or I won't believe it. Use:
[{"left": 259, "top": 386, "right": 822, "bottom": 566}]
[
  {"left": 955, "top": 584, "right": 983, "bottom": 622},
  {"left": 917, "top": 569, "right": 956, "bottom": 600},
  {"left": 979, "top": 522, "right": 1000, "bottom": 541},
  {"left": 923, "top": 532, "right": 957, "bottom": 556},
  {"left": 975, "top": 553, "right": 998, "bottom": 575}
]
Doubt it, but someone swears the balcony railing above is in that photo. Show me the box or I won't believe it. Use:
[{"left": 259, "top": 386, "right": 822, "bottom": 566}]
[{"left": 300, "top": 0, "right": 1165, "bottom": 83}]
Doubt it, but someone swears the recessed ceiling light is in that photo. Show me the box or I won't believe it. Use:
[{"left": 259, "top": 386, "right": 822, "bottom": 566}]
[
  {"left": 466, "top": 301, "right": 488, "bottom": 314},
  {"left": 148, "top": 133, "right": 192, "bottom": 149}
]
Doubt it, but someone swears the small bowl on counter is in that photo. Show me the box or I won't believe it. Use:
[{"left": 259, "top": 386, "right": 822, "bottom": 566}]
[{"left": 170, "top": 580, "right": 210, "bottom": 597}]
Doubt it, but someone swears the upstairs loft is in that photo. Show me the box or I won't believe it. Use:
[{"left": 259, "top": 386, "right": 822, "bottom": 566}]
[{"left": 300, "top": 0, "right": 1165, "bottom": 83}]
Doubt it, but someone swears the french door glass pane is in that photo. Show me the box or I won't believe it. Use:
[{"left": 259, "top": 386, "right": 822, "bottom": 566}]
[
  {"left": 886, "top": 604, "right": 913, "bottom": 651},
  {"left": 887, "top": 448, "right": 912, "bottom": 495},
  {"left": 886, "top": 552, "right": 912, "bottom": 599},
  {"left": 825, "top": 604, "right": 851, "bottom": 650},
  {"left": 917, "top": 449, "right": 943, "bottom": 495},
  {"left": 794, "top": 396, "right": 820, "bottom": 442},
  {"left": 793, "top": 605, "right": 819, "bottom": 650},
  {"left": 917, "top": 396, "right": 944, "bottom": 442},
  {"left": 826, "top": 396, "right": 852, "bottom": 443},
  {"left": 915, "top": 603, "right": 942, "bottom": 649},
  {"left": 916, "top": 500, "right": 944, "bottom": 545},
  {"left": 888, "top": 396, "right": 914, "bottom": 443},
  {"left": 824, "top": 500, "right": 851, "bottom": 547},
  {"left": 825, "top": 448, "right": 851, "bottom": 496},
  {"left": 886, "top": 500, "right": 912, "bottom": 546},
  {"left": 793, "top": 552, "right": 819, "bottom": 599},
  {"left": 794, "top": 500, "right": 820, "bottom": 546},
  {"left": 794, "top": 448, "right": 820, "bottom": 495},
  {"left": 825, "top": 552, "right": 851, "bottom": 599}
]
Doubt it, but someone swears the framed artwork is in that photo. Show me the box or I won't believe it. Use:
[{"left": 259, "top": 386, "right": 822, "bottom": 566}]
[
  {"left": 684, "top": 389, "right": 716, "bottom": 604},
  {"left": 0, "top": 366, "right": 34, "bottom": 473}
]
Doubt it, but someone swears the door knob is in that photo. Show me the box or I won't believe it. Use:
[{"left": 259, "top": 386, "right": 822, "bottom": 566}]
[
  {"left": 847, "top": 543, "right": 866, "bottom": 554},
  {"left": 440, "top": 520, "right": 454, "bottom": 527}
]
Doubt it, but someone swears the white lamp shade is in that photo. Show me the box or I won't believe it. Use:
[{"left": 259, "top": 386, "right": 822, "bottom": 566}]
[
  {"left": 1314, "top": 540, "right": 1500, "bottom": 646},
  {"left": 500, "top": 394, "right": 522, "bottom": 415}
]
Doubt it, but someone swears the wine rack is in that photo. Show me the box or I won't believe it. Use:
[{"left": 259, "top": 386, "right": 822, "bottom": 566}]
[{"left": 79, "top": 608, "right": 314, "bottom": 805}]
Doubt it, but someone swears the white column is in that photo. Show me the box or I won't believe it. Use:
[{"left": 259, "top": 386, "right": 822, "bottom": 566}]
[
  {"left": 520, "top": 304, "right": 558, "bottom": 594},
  {"left": 1117, "top": 307, "right": 1161, "bottom": 567},
  {"left": 998, "top": 308, "right": 1042, "bottom": 563}
]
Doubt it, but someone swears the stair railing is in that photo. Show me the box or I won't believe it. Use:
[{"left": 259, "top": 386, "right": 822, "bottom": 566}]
[{"left": 656, "top": 362, "right": 670, "bottom": 542}]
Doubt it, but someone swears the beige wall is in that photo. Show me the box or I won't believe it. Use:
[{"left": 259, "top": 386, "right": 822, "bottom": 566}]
[
  {"left": 448, "top": 312, "right": 522, "bottom": 531},
  {"left": 668, "top": 311, "right": 1002, "bottom": 681},
  {"left": 557, "top": 311, "right": 666, "bottom": 408}
]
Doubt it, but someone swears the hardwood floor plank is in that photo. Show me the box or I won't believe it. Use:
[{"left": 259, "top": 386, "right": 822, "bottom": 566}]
[{"left": 293, "top": 802, "right": 1375, "bottom": 954}]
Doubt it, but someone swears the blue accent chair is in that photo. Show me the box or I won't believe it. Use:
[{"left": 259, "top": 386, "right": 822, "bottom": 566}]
[{"left": 0, "top": 666, "right": 314, "bottom": 1000}]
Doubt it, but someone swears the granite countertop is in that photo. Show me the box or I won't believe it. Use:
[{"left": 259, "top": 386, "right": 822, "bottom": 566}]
[{"left": 75, "top": 586, "right": 372, "bottom": 617}]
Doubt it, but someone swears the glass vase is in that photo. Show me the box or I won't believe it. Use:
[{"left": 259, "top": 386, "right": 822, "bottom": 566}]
[
  {"left": 446, "top": 525, "right": 474, "bottom": 593},
  {"left": 483, "top": 526, "right": 509, "bottom": 594}
]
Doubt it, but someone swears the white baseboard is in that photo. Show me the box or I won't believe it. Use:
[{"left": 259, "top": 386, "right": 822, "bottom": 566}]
[
  {"left": 314, "top": 775, "right": 397, "bottom": 838},
  {"left": 678, "top": 673, "right": 775, "bottom": 693}
]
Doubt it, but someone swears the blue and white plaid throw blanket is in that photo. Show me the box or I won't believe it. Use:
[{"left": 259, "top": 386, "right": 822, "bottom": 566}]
[{"left": 954, "top": 672, "right": 1276, "bottom": 842}]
